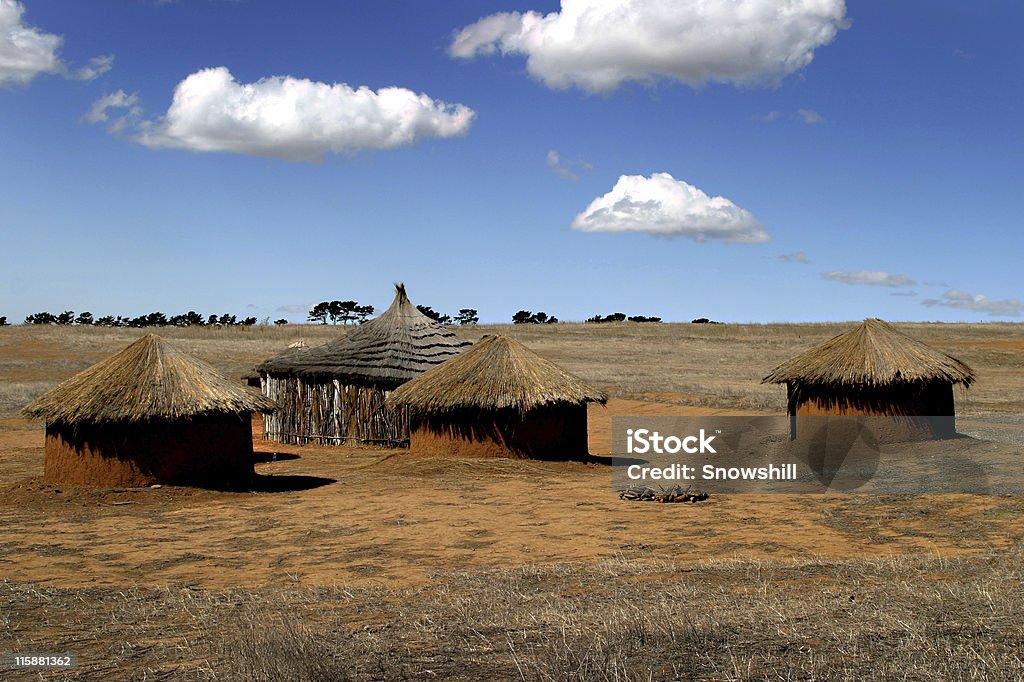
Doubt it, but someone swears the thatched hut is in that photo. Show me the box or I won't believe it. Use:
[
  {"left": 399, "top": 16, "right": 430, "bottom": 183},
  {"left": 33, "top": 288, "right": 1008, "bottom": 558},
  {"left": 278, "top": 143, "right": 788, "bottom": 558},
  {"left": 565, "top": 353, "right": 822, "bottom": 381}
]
[
  {"left": 763, "top": 319, "right": 974, "bottom": 441},
  {"left": 257, "top": 284, "right": 471, "bottom": 446},
  {"left": 22, "top": 334, "right": 277, "bottom": 487},
  {"left": 386, "top": 334, "right": 607, "bottom": 459}
]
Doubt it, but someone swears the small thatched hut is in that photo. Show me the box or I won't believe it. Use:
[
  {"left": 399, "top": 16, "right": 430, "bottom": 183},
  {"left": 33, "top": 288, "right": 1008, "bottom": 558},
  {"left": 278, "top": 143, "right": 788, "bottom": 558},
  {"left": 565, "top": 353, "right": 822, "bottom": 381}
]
[
  {"left": 763, "top": 318, "right": 974, "bottom": 441},
  {"left": 22, "top": 334, "right": 277, "bottom": 487},
  {"left": 257, "top": 284, "right": 471, "bottom": 446},
  {"left": 386, "top": 334, "right": 607, "bottom": 459}
]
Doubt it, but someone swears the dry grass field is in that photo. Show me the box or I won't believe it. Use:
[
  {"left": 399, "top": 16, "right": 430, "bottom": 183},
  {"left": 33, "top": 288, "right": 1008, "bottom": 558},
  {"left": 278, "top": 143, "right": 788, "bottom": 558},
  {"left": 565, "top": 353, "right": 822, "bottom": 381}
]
[{"left": 1, "top": 321, "right": 1022, "bottom": 680}]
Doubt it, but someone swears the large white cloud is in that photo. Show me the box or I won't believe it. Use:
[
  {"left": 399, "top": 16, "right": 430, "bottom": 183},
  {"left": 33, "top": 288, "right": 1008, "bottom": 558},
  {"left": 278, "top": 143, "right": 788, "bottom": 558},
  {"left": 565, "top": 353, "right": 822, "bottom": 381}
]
[
  {"left": 136, "top": 67, "right": 476, "bottom": 161},
  {"left": 822, "top": 271, "right": 916, "bottom": 287},
  {"left": 922, "top": 289, "right": 1023, "bottom": 317},
  {"left": 450, "top": 0, "right": 848, "bottom": 93},
  {"left": 0, "top": 0, "right": 62, "bottom": 86},
  {"left": 571, "top": 173, "right": 769, "bottom": 243}
]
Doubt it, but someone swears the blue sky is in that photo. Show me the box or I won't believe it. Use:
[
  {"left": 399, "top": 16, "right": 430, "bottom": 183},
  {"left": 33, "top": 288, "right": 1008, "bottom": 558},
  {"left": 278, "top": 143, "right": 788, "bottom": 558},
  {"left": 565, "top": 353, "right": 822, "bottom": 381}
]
[{"left": 1, "top": 0, "right": 1021, "bottom": 324}]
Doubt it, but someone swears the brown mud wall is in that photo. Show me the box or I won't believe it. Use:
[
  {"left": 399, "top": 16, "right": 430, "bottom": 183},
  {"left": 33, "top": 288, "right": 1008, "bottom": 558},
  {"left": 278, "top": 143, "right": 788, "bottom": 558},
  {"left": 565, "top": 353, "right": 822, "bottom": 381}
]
[
  {"left": 409, "top": 404, "right": 590, "bottom": 460},
  {"left": 44, "top": 414, "right": 255, "bottom": 487}
]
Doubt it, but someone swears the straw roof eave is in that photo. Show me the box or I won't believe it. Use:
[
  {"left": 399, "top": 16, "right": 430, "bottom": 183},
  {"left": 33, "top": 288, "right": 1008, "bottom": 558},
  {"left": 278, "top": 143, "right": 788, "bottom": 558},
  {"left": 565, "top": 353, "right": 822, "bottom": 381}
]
[
  {"left": 22, "top": 334, "right": 277, "bottom": 426},
  {"left": 762, "top": 319, "right": 975, "bottom": 388}
]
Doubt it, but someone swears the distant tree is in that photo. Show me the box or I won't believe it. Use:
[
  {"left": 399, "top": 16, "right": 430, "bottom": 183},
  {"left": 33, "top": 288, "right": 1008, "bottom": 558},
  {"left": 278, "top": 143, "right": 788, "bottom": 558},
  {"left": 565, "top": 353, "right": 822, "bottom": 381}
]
[
  {"left": 513, "top": 310, "right": 557, "bottom": 324},
  {"left": 73, "top": 312, "right": 94, "bottom": 325},
  {"left": 455, "top": 308, "right": 479, "bottom": 325},
  {"left": 94, "top": 315, "right": 116, "bottom": 327},
  {"left": 512, "top": 310, "right": 534, "bottom": 324},
  {"left": 627, "top": 315, "right": 662, "bottom": 323},
  {"left": 207, "top": 314, "right": 220, "bottom": 326},
  {"left": 274, "top": 319, "right": 289, "bottom": 326},
  {"left": 308, "top": 302, "right": 329, "bottom": 325},
  {"left": 335, "top": 301, "right": 362, "bottom": 325},
  {"left": 56, "top": 310, "right": 75, "bottom": 325},
  {"left": 169, "top": 311, "right": 205, "bottom": 327},
  {"left": 147, "top": 312, "right": 169, "bottom": 326},
  {"left": 241, "top": 316, "right": 257, "bottom": 326},
  {"left": 0, "top": 316, "right": 7, "bottom": 326},
  {"left": 586, "top": 312, "right": 628, "bottom": 323},
  {"left": 354, "top": 304, "right": 374, "bottom": 323},
  {"left": 416, "top": 305, "right": 441, "bottom": 321},
  {"left": 25, "top": 312, "right": 56, "bottom": 324}
]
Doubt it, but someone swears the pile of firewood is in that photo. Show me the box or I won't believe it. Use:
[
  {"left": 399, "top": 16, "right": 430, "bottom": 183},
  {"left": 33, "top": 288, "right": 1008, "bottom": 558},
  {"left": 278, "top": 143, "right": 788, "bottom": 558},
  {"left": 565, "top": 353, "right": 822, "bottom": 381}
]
[{"left": 618, "top": 485, "right": 708, "bottom": 503}]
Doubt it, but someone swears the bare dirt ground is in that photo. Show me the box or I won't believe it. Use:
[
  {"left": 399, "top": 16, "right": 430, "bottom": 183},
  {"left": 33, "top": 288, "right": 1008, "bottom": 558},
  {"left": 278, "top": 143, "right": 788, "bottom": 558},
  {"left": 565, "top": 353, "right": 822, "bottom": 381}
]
[{"left": 1, "top": 322, "right": 1022, "bottom": 679}]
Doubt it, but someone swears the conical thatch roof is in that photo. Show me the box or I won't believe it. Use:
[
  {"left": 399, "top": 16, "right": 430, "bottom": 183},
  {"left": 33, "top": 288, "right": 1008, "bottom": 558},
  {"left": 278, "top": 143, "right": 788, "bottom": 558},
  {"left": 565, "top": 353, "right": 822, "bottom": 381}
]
[
  {"left": 23, "top": 334, "right": 277, "bottom": 426},
  {"left": 762, "top": 319, "right": 974, "bottom": 388},
  {"left": 257, "top": 284, "right": 471, "bottom": 385},
  {"left": 387, "top": 334, "right": 607, "bottom": 415}
]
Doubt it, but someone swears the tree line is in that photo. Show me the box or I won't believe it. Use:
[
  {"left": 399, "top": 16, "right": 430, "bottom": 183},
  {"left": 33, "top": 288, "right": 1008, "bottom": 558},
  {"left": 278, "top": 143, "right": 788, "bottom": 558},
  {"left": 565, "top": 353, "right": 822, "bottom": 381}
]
[
  {"left": 22, "top": 310, "right": 268, "bottom": 327},
  {"left": 6, "top": 306, "right": 671, "bottom": 328}
]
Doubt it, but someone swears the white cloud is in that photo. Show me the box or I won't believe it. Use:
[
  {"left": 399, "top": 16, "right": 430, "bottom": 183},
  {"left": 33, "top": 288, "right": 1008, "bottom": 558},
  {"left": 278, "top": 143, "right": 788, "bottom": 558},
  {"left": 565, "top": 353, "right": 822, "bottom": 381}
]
[
  {"left": 0, "top": 1, "right": 113, "bottom": 87},
  {"left": 798, "top": 108, "right": 824, "bottom": 124},
  {"left": 571, "top": 172, "right": 769, "bottom": 243},
  {"left": 546, "top": 149, "right": 575, "bottom": 180},
  {"left": 890, "top": 290, "right": 918, "bottom": 297},
  {"left": 778, "top": 251, "right": 809, "bottom": 264},
  {"left": 450, "top": 0, "right": 848, "bottom": 93},
  {"left": 822, "top": 271, "right": 916, "bottom": 287},
  {"left": 276, "top": 304, "right": 311, "bottom": 314},
  {"left": 85, "top": 90, "right": 140, "bottom": 132},
  {"left": 136, "top": 67, "right": 476, "bottom": 162},
  {"left": 752, "top": 111, "right": 781, "bottom": 122},
  {"left": 0, "top": 0, "right": 62, "bottom": 86},
  {"left": 546, "top": 148, "right": 591, "bottom": 180},
  {"left": 72, "top": 54, "right": 113, "bottom": 81},
  {"left": 922, "top": 290, "right": 1024, "bottom": 317}
]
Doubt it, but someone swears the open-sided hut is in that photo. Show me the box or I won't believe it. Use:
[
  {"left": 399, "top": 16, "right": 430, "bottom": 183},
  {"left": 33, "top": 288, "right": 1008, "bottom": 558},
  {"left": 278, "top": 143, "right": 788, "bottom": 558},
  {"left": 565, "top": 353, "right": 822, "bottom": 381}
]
[
  {"left": 762, "top": 318, "right": 974, "bottom": 441},
  {"left": 386, "top": 334, "right": 607, "bottom": 459},
  {"left": 22, "top": 334, "right": 277, "bottom": 487},
  {"left": 257, "top": 284, "right": 471, "bottom": 446}
]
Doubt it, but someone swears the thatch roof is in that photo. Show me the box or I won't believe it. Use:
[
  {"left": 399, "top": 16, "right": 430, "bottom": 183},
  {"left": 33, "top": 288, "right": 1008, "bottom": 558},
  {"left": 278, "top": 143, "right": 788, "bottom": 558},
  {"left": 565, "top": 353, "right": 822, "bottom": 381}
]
[
  {"left": 23, "top": 334, "right": 277, "bottom": 426},
  {"left": 257, "top": 284, "right": 471, "bottom": 385},
  {"left": 387, "top": 334, "right": 607, "bottom": 415},
  {"left": 762, "top": 318, "right": 974, "bottom": 388}
]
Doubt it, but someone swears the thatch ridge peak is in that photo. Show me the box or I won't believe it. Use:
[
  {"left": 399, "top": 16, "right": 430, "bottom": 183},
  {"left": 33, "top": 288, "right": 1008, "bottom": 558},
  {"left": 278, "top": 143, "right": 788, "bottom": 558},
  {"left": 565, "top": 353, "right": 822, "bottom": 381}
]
[{"left": 387, "top": 333, "right": 607, "bottom": 415}]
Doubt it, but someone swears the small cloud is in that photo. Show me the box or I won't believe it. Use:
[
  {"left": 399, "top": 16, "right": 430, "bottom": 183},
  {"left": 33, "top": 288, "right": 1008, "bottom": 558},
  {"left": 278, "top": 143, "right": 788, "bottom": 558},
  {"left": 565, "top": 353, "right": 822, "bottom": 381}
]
[
  {"left": 545, "top": 148, "right": 591, "bottom": 181},
  {"left": 276, "top": 304, "right": 310, "bottom": 314},
  {"left": 778, "top": 251, "right": 809, "bottom": 264},
  {"left": 922, "top": 289, "right": 1023, "bottom": 317},
  {"left": 133, "top": 67, "right": 475, "bottom": 162},
  {"left": 953, "top": 48, "right": 974, "bottom": 61},
  {"left": 449, "top": 0, "right": 849, "bottom": 93},
  {"left": 797, "top": 108, "right": 824, "bottom": 124},
  {"left": 71, "top": 54, "right": 114, "bottom": 81},
  {"left": 546, "top": 149, "right": 576, "bottom": 180},
  {"left": 0, "top": 2, "right": 113, "bottom": 87},
  {"left": 822, "top": 271, "right": 916, "bottom": 287},
  {"left": 752, "top": 111, "right": 781, "bottom": 122},
  {"left": 890, "top": 290, "right": 918, "bottom": 297},
  {"left": 572, "top": 172, "right": 769, "bottom": 243},
  {"left": 84, "top": 90, "right": 141, "bottom": 132}
]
